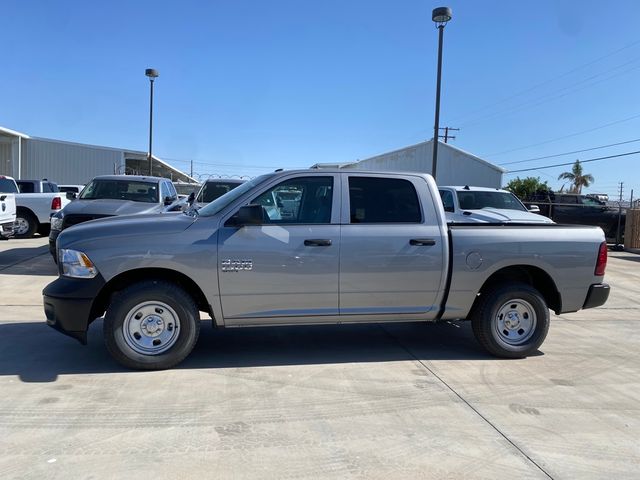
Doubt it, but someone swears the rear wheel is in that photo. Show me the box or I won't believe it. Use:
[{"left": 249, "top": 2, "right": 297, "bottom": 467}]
[
  {"left": 104, "top": 281, "right": 200, "bottom": 370},
  {"left": 471, "top": 282, "right": 550, "bottom": 358},
  {"left": 14, "top": 210, "right": 38, "bottom": 239}
]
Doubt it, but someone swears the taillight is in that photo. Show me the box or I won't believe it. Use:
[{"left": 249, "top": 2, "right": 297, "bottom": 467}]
[
  {"left": 594, "top": 241, "right": 607, "bottom": 276},
  {"left": 51, "top": 197, "right": 62, "bottom": 210}
]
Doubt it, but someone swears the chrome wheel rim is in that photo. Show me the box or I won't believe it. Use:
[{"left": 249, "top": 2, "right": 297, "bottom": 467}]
[
  {"left": 123, "top": 301, "right": 180, "bottom": 355},
  {"left": 14, "top": 217, "right": 29, "bottom": 235},
  {"left": 494, "top": 299, "right": 537, "bottom": 346}
]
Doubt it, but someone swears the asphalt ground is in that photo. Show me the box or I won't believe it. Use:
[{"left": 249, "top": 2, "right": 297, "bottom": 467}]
[{"left": 0, "top": 237, "right": 638, "bottom": 479}]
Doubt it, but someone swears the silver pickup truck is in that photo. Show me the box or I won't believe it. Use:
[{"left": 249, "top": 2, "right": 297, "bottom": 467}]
[{"left": 43, "top": 170, "right": 610, "bottom": 370}]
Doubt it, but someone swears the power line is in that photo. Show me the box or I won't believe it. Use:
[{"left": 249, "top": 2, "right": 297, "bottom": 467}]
[
  {"left": 449, "top": 39, "right": 640, "bottom": 125},
  {"left": 457, "top": 60, "right": 640, "bottom": 128},
  {"left": 483, "top": 113, "right": 640, "bottom": 157},
  {"left": 499, "top": 138, "right": 640, "bottom": 166},
  {"left": 506, "top": 150, "right": 640, "bottom": 173}
]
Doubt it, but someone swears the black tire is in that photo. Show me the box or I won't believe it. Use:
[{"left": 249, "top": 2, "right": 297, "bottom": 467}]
[
  {"left": 14, "top": 210, "right": 38, "bottom": 239},
  {"left": 471, "top": 282, "right": 550, "bottom": 358},
  {"left": 104, "top": 281, "right": 200, "bottom": 370}
]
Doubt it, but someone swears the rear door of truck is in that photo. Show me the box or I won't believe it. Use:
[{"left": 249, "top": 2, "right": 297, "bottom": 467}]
[{"left": 338, "top": 173, "right": 447, "bottom": 318}]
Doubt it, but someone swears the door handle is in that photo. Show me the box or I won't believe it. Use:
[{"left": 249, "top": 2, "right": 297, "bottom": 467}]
[
  {"left": 304, "top": 239, "right": 332, "bottom": 246},
  {"left": 410, "top": 238, "right": 436, "bottom": 246}
]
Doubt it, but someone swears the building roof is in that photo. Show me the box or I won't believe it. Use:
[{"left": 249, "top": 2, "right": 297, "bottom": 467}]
[
  {"left": 0, "top": 125, "right": 196, "bottom": 183},
  {"left": 357, "top": 139, "right": 507, "bottom": 174},
  {"left": 0, "top": 126, "right": 29, "bottom": 138}
]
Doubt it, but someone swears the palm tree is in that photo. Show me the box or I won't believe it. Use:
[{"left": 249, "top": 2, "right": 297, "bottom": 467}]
[{"left": 557, "top": 160, "right": 594, "bottom": 194}]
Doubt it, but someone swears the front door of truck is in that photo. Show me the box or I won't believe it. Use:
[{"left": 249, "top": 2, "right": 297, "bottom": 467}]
[
  {"left": 218, "top": 175, "right": 340, "bottom": 324},
  {"left": 339, "top": 174, "right": 446, "bottom": 319}
]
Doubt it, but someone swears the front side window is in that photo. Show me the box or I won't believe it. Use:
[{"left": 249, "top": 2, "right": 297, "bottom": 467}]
[
  {"left": 198, "top": 181, "right": 244, "bottom": 203},
  {"left": 252, "top": 176, "right": 333, "bottom": 224},
  {"left": 160, "top": 182, "right": 171, "bottom": 201},
  {"left": 439, "top": 190, "right": 455, "bottom": 212},
  {"left": 349, "top": 177, "right": 422, "bottom": 223}
]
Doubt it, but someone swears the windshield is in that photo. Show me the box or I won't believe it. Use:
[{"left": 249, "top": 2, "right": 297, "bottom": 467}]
[
  {"left": 80, "top": 179, "right": 159, "bottom": 203},
  {"left": 457, "top": 191, "right": 527, "bottom": 212},
  {"left": 198, "top": 174, "right": 273, "bottom": 217},
  {"left": 0, "top": 178, "right": 19, "bottom": 193}
]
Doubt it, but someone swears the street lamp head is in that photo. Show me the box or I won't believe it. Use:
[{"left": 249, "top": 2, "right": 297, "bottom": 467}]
[
  {"left": 145, "top": 68, "right": 159, "bottom": 79},
  {"left": 432, "top": 6, "right": 452, "bottom": 27}
]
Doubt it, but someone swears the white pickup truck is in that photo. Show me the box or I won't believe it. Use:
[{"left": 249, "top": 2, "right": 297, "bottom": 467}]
[
  {"left": 0, "top": 176, "right": 70, "bottom": 238},
  {"left": 0, "top": 177, "right": 17, "bottom": 239},
  {"left": 439, "top": 186, "right": 553, "bottom": 224}
]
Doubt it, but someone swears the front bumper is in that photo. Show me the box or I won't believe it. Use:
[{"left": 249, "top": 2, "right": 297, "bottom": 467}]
[
  {"left": 582, "top": 283, "right": 610, "bottom": 309},
  {"left": 43, "top": 274, "right": 106, "bottom": 345},
  {"left": 0, "top": 220, "right": 15, "bottom": 238}
]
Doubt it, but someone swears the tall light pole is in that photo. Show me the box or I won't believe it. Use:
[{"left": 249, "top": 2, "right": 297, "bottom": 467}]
[
  {"left": 431, "top": 7, "right": 452, "bottom": 181},
  {"left": 145, "top": 68, "right": 159, "bottom": 176}
]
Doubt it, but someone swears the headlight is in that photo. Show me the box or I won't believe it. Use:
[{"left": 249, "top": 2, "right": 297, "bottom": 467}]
[
  {"left": 51, "top": 216, "right": 63, "bottom": 231},
  {"left": 60, "top": 249, "right": 98, "bottom": 278}
]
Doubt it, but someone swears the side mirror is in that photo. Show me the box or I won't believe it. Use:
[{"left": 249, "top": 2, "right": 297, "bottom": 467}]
[
  {"left": 227, "top": 204, "right": 264, "bottom": 227},
  {"left": 528, "top": 205, "right": 540, "bottom": 213},
  {"left": 164, "top": 196, "right": 175, "bottom": 206},
  {"left": 187, "top": 192, "right": 195, "bottom": 206},
  {"left": 66, "top": 191, "right": 77, "bottom": 200}
]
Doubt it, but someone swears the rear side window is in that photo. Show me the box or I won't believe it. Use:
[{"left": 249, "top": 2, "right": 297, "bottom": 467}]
[
  {"left": 349, "top": 177, "right": 422, "bottom": 224},
  {"left": 18, "top": 181, "right": 34, "bottom": 193}
]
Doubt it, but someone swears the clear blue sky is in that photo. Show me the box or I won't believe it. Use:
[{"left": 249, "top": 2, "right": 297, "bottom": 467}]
[{"left": 2, "top": 0, "right": 640, "bottom": 200}]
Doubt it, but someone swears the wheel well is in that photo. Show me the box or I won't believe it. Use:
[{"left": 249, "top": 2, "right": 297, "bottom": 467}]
[
  {"left": 16, "top": 206, "right": 39, "bottom": 223},
  {"left": 472, "top": 265, "right": 562, "bottom": 315},
  {"left": 90, "top": 268, "right": 213, "bottom": 322}
]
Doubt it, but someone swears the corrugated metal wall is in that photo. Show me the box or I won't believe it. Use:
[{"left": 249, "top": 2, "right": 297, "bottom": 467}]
[
  {"left": 21, "top": 139, "right": 122, "bottom": 184},
  {"left": 0, "top": 142, "right": 12, "bottom": 177},
  {"left": 345, "top": 142, "right": 503, "bottom": 188}
]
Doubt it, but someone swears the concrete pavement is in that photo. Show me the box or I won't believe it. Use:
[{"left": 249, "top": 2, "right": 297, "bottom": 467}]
[{"left": 0, "top": 237, "right": 638, "bottom": 479}]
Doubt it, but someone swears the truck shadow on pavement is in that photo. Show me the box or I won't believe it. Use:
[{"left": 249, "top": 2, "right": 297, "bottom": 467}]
[
  {"left": 0, "top": 245, "right": 57, "bottom": 275},
  {"left": 0, "top": 320, "right": 515, "bottom": 382}
]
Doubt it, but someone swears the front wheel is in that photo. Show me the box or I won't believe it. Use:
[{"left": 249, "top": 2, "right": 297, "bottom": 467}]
[
  {"left": 471, "top": 282, "right": 550, "bottom": 358},
  {"left": 104, "top": 281, "right": 200, "bottom": 370}
]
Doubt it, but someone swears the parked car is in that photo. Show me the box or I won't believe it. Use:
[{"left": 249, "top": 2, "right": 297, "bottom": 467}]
[
  {"left": 43, "top": 169, "right": 609, "bottom": 370},
  {"left": 0, "top": 176, "right": 69, "bottom": 238},
  {"left": 439, "top": 186, "right": 553, "bottom": 224},
  {"left": 58, "top": 184, "right": 85, "bottom": 195},
  {"left": 0, "top": 176, "right": 18, "bottom": 239},
  {"left": 524, "top": 192, "right": 624, "bottom": 241},
  {"left": 49, "top": 175, "right": 183, "bottom": 261},
  {"left": 193, "top": 178, "right": 245, "bottom": 207},
  {"left": 16, "top": 179, "right": 60, "bottom": 194}
]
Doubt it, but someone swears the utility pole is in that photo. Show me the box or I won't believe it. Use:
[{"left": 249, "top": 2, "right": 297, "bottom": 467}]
[
  {"left": 438, "top": 126, "right": 459, "bottom": 143},
  {"left": 190, "top": 160, "right": 193, "bottom": 178},
  {"left": 615, "top": 181, "right": 624, "bottom": 248}
]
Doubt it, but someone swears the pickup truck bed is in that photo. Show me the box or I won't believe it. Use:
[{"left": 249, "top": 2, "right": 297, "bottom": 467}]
[{"left": 43, "top": 170, "right": 610, "bottom": 370}]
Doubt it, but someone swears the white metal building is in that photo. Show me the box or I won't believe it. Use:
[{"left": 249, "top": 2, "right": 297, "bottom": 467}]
[
  {"left": 313, "top": 140, "right": 505, "bottom": 188},
  {"left": 0, "top": 126, "right": 194, "bottom": 184}
]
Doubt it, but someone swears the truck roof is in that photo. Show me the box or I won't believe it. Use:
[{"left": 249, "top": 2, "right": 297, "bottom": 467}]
[{"left": 90, "top": 175, "right": 168, "bottom": 183}]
